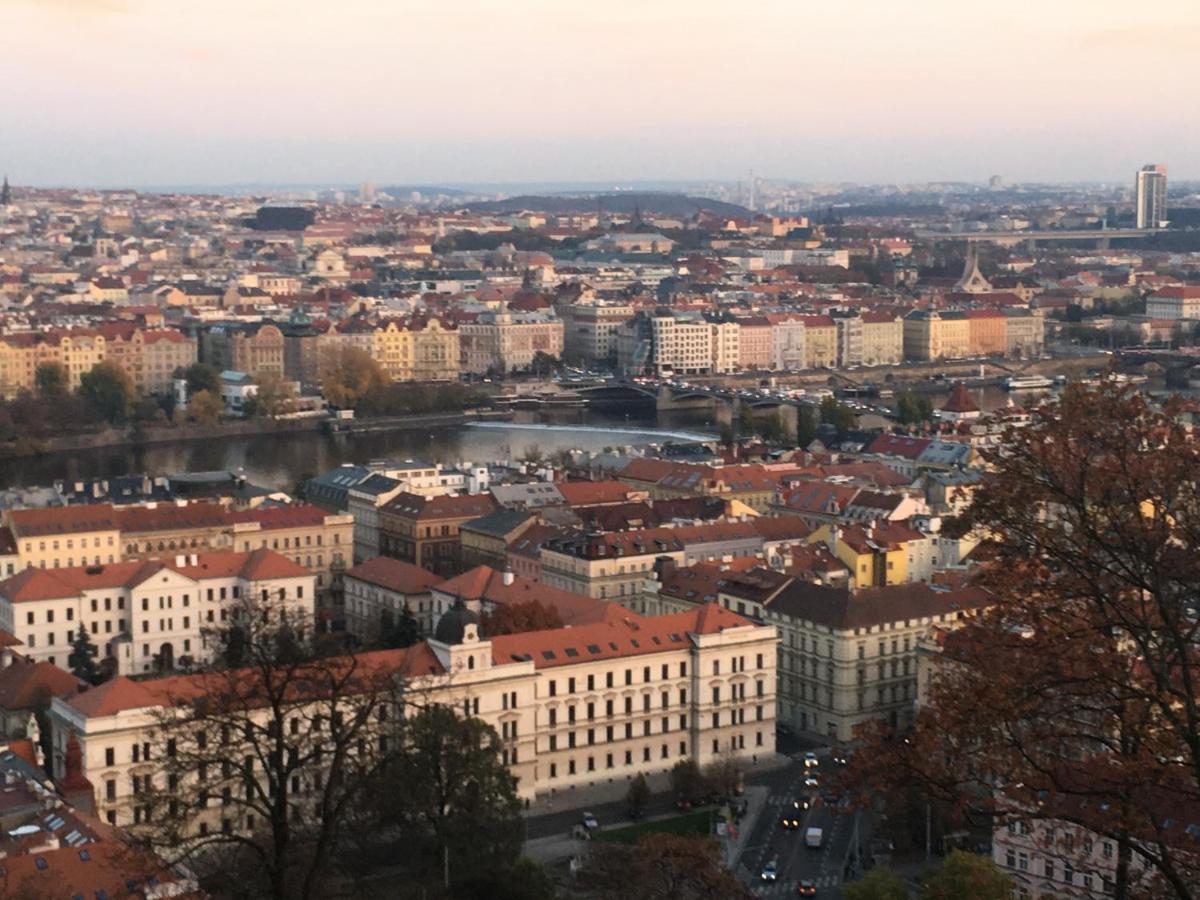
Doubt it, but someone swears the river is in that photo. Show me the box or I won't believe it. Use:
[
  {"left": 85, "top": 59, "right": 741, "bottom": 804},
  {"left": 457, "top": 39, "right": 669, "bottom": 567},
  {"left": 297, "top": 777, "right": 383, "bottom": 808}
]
[
  {"left": 0, "top": 409, "right": 720, "bottom": 491},
  {"left": 1, "top": 378, "right": 1177, "bottom": 491}
]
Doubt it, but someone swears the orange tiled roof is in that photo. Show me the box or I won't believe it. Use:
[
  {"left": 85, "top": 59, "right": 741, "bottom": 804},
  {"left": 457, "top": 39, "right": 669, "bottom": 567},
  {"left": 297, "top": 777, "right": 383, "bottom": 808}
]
[{"left": 489, "top": 603, "right": 756, "bottom": 669}]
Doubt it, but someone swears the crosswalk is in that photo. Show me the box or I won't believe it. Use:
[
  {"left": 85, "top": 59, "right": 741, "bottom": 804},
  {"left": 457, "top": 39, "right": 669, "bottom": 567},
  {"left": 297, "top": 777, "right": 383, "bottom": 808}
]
[{"left": 754, "top": 875, "right": 840, "bottom": 896}]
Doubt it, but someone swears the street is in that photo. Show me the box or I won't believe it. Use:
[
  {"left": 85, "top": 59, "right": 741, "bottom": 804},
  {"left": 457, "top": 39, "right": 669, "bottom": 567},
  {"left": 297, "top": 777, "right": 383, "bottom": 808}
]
[{"left": 736, "top": 746, "right": 859, "bottom": 898}]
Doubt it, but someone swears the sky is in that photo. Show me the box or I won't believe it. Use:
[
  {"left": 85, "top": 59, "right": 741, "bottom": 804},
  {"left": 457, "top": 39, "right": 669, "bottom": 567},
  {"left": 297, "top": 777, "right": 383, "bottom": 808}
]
[{"left": 3, "top": 0, "right": 1198, "bottom": 187}]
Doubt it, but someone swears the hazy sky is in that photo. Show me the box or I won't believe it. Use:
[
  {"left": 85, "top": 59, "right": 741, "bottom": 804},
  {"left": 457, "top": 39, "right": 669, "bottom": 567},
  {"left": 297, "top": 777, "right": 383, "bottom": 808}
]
[{"left": 4, "top": 0, "right": 1198, "bottom": 187}]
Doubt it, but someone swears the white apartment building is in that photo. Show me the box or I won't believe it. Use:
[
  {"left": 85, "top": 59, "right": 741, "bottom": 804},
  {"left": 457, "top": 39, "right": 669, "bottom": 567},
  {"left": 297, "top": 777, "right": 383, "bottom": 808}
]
[
  {"left": 650, "top": 313, "right": 714, "bottom": 376},
  {"left": 0, "top": 550, "right": 314, "bottom": 675},
  {"left": 47, "top": 603, "right": 777, "bottom": 828},
  {"left": 1145, "top": 286, "right": 1200, "bottom": 321},
  {"left": 716, "top": 578, "right": 990, "bottom": 740},
  {"left": 769, "top": 315, "right": 807, "bottom": 371},
  {"left": 561, "top": 302, "right": 633, "bottom": 367},
  {"left": 711, "top": 319, "right": 740, "bottom": 374}
]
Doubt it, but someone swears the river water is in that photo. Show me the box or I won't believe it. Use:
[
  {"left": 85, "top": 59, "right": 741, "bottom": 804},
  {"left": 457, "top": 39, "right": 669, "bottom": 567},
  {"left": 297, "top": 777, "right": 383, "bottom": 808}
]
[
  {"left": 0, "top": 409, "right": 719, "bottom": 491},
  {"left": 1, "top": 378, "right": 1176, "bottom": 491}
]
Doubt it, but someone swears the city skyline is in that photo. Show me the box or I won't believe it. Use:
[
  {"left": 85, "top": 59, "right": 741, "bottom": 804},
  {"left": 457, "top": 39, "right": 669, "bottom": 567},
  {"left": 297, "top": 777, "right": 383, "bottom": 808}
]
[{"left": 6, "top": 0, "right": 1199, "bottom": 187}]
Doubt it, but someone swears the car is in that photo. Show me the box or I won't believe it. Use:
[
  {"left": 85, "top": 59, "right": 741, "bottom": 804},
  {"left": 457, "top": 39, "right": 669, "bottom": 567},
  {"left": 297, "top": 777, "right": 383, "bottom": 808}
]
[
  {"left": 760, "top": 858, "right": 778, "bottom": 881},
  {"left": 803, "top": 751, "right": 820, "bottom": 768},
  {"left": 626, "top": 807, "right": 645, "bottom": 821},
  {"left": 831, "top": 750, "right": 848, "bottom": 766},
  {"left": 797, "top": 880, "right": 817, "bottom": 896},
  {"left": 581, "top": 812, "right": 599, "bottom": 830},
  {"left": 674, "top": 797, "right": 692, "bottom": 812},
  {"left": 780, "top": 815, "right": 801, "bottom": 830},
  {"left": 804, "top": 775, "right": 820, "bottom": 788},
  {"left": 792, "top": 797, "right": 810, "bottom": 811}
]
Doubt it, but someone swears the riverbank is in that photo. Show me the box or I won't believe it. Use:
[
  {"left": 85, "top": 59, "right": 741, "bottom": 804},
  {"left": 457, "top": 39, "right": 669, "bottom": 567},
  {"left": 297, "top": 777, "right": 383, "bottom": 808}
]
[{"left": 0, "top": 408, "right": 512, "bottom": 461}]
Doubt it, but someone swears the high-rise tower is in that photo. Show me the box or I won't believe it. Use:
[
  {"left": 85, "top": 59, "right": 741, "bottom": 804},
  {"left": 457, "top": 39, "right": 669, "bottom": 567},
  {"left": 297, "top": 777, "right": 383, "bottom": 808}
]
[
  {"left": 0, "top": 175, "right": 10, "bottom": 206},
  {"left": 1135, "top": 164, "right": 1167, "bottom": 229}
]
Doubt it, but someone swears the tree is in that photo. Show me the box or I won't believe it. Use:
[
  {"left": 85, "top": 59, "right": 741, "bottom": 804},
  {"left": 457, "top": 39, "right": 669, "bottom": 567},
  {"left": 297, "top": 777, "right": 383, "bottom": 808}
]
[
  {"left": 67, "top": 624, "right": 101, "bottom": 685},
  {"left": 480, "top": 600, "right": 563, "bottom": 636},
  {"left": 377, "top": 607, "right": 421, "bottom": 649},
  {"left": 186, "top": 388, "right": 222, "bottom": 425},
  {"left": 703, "top": 755, "right": 742, "bottom": 799},
  {"left": 919, "top": 850, "right": 1012, "bottom": 900},
  {"left": 668, "top": 758, "right": 705, "bottom": 803},
  {"left": 896, "top": 392, "right": 933, "bottom": 426},
  {"left": 737, "top": 403, "right": 756, "bottom": 437},
  {"left": 529, "top": 351, "right": 561, "bottom": 377},
  {"left": 819, "top": 395, "right": 857, "bottom": 434},
  {"left": 184, "top": 363, "right": 221, "bottom": 397},
  {"left": 253, "top": 371, "right": 297, "bottom": 419},
  {"left": 34, "top": 362, "right": 68, "bottom": 399},
  {"left": 79, "top": 360, "right": 134, "bottom": 424},
  {"left": 719, "top": 423, "right": 735, "bottom": 447},
  {"left": 852, "top": 383, "right": 1200, "bottom": 899},
  {"left": 371, "top": 704, "right": 523, "bottom": 890},
  {"left": 141, "top": 598, "right": 403, "bottom": 900},
  {"left": 518, "top": 444, "right": 544, "bottom": 467},
  {"left": 843, "top": 867, "right": 909, "bottom": 900},
  {"left": 584, "top": 833, "right": 753, "bottom": 900},
  {"left": 626, "top": 772, "right": 651, "bottom": 817},
  {"left": 320, "top": 346, "right": 385, "bottom": 409},
  {"left": 797, "top": 404, "right": 819, "bottom": 448},
  {"left": 760, "top": 412, "right": 786, "bottom": 444}
]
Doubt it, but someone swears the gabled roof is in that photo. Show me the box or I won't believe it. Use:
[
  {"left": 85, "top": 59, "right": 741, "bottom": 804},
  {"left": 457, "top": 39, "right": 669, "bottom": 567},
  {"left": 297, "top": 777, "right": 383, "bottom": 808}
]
[
  {"left": 489, "top": 603, "right": 756, "bottom": 669},
  {"left": 0, "top": 550, "right": 307, "bottom": 603},
  {"left": 345, "top": 556, "right": 443, "bottom": 594},
  {"left": 0, "top": 658, "right": 82, "bottom": 710}
]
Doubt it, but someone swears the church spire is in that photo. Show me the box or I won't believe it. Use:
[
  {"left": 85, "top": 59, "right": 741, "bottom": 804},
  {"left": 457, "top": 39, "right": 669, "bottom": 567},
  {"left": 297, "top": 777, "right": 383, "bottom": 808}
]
[{"left": 0, "top": 175, "right": 10, "bottom": 206}]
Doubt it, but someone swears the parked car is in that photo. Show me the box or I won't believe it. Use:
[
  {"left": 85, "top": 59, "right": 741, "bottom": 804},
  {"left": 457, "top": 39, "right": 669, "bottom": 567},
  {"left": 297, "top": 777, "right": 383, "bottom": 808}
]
[{"left": 581, "top": 811, "right": 599, "bottom": 830}]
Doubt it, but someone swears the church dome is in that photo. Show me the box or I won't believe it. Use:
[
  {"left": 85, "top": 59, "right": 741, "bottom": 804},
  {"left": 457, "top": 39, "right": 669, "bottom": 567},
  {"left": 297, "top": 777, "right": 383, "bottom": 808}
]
[{"left": 434, "top": 600, "right": 481, "bottom": 645}]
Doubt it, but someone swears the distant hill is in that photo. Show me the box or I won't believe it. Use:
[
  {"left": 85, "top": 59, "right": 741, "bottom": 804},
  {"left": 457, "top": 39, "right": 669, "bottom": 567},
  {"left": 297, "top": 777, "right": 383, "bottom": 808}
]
[{"left": 456, "top": 192, "right": 752, "bottom": 219}]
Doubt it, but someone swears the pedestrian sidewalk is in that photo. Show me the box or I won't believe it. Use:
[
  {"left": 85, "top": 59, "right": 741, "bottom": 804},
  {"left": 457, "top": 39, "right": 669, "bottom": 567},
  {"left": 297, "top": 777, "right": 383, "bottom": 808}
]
[
  {"left": 527, "top": 751, "right": 792, "bottom": 817},
  {"left": 727, "top": 784, "right": 770, "bottom": 866}
]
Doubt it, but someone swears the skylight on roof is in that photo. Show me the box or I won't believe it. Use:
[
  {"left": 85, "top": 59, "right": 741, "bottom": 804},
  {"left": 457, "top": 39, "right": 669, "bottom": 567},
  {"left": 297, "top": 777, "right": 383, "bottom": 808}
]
[
  {"left": 542, "top": 650, "right": 556, "bottom": 660},
  {"left": 564, "top": 647, "right": 579, "bottom": 658},
  {"left": 669, "top": 633, "right": 682, "bottom": 642},
  {"left": 586, "top": 644, "right": 601, "bottom": 654},
  {"left": 630, "top": 639, "right": 639, "bottom": 648}
]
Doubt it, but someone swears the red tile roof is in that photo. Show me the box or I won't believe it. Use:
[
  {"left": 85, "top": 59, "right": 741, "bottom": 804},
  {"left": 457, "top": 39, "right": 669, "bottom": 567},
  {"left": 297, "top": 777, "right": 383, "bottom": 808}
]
[
  {"left": 489, "top": 603, "right": 756, "bottom": 669},
  {"left": 0, "top": 550, "right": 307, "bottom": 603},
  {"left": 345, "top": 557, "right": 443, "bottom": 594},
  {"left": 436, "top": 565, "right": 624, "bottom": 627},
  {"left": 66, "top": 644, "right": 445, "bottom": 719},
  {"left": 557, "top": 481, "right": 641, "bottom": 506},
  {"left": 0, "top": 658, "right": 81, "bottom": 709}
]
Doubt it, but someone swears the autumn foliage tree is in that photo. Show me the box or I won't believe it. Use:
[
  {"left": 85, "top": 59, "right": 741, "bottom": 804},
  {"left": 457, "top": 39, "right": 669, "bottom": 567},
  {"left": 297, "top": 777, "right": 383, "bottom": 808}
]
[
  {"left": 852, "top": 383, "right": 1200, "bottom": 899},
  {"left": 584, "top": 833, "right": 753, "bottom": 900},
  {"left": 480, "top": 599, "right": 563, "bottom": 636},
  {"left": 320, "top": 346, "right": 385, "bottom": 409}
]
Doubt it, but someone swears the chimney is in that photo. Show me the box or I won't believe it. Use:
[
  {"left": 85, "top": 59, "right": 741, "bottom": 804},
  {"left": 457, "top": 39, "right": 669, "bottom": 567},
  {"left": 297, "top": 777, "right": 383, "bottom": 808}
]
[
  {"left": 502, "top": 568, "right": 515, "bottom": 586},
  {"left": 174, "top": 554, "right": 187, "bottom": 567},
  {"left": 0, "top": 647, "right": 12, "bottom": 669},
  {"left": 826, "top": 525, "right": 840, "bottom": 552}
]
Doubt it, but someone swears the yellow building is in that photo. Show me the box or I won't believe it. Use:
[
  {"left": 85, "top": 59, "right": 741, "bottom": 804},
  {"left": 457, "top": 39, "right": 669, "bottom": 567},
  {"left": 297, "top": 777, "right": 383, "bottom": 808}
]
[
  {"left": 801, "top": 316, "right": 838, "bottom": 368},
  {"left": 903, "top": 310, "right": 971, "bottom": 362},
  {"left": 808, "top": 523, "right": 912, "bottom": 587},
  {"left": 860, "top": 313, "right": 904, "bottom": 366},
  {"left": 0, "top": 329, "right": 109, "bottom": 398}
]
